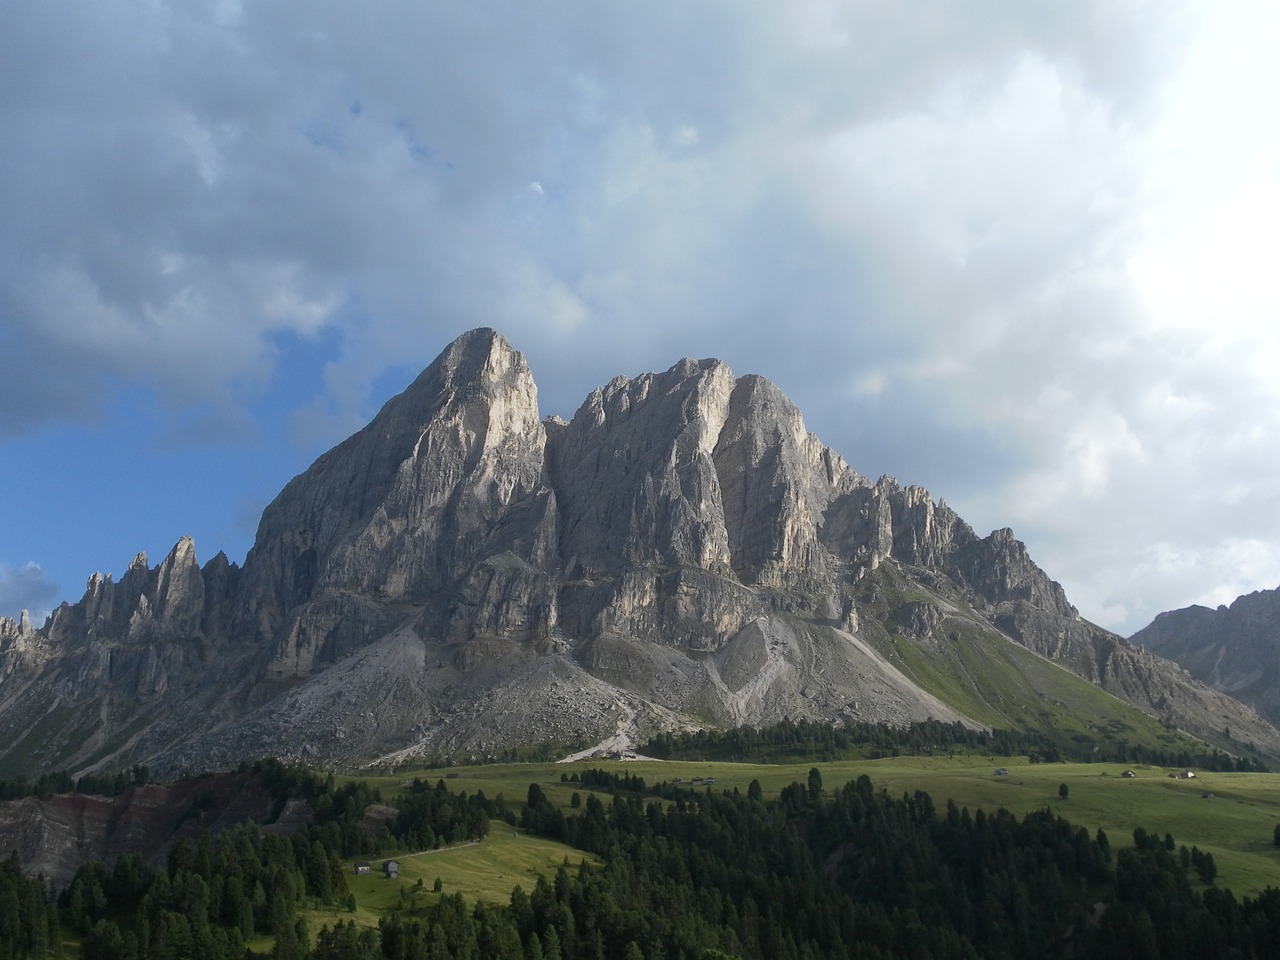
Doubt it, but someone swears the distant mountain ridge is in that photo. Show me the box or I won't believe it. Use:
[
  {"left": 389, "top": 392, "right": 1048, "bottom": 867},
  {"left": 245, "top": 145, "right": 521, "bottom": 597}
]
[
  {"left": 2, "top": 328, "right": 1277, "bottom": 774},
  {"left": 1131, "top": 587, "right": 1280, "bottom": 729}
]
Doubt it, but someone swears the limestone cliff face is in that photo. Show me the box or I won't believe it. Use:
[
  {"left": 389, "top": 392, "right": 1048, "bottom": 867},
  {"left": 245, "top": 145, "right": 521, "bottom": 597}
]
[
  {"left": 236, "top": 328, "right": 558, "bottom": 676},
  {"left": 0, "top": 538, "right": 249, "bottom": 777},
  {"left": 3, "top": 327, "right": 1278, "bottom": 775},
  {"left": 19, "top": 537, "right": 241, "bottom": 702},
  {"left": 546, "top": 361, "right": 868, "bottom": 649},
  {"left": 713, "top": 375, "right": 856, "bottom": 593}
]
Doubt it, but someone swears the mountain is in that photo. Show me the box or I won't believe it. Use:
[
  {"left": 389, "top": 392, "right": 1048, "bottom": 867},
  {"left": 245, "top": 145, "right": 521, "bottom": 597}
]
[
  {"left": 2, "top": 328, "right": 1277, "bottom": 775},
  {"left": 1131, "top": 587, "right": 1280, "bottom": 730}
]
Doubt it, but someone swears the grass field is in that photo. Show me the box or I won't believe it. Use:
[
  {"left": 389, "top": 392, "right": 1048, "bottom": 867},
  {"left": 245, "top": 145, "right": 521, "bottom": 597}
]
[
  {"left": 244, "top": 753, "right": 1280, "bottom": 952},
  {"left": 359, "top": 754, "right": 1280, "bottom": 898},
  {"left": 289, "top": 828, "right": 601, "bottom": 941}
]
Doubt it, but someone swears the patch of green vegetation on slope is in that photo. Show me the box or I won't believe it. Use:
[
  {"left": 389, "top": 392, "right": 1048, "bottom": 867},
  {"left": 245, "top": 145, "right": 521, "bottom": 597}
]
[
  {"left": 0, "top": 700, "right": 98, "bottom": 778},
  {"left": 296, "top": 830, "right": 601, "bottom": 939},
  {"left": 0, "top": 694, "right": 159, "bottom": 781},
  {"left": 852, "top": 563, "right": 1218, "bottom": 762},
  {"left": 892, "top": 621, "right": 1186, "bottom": 749}
]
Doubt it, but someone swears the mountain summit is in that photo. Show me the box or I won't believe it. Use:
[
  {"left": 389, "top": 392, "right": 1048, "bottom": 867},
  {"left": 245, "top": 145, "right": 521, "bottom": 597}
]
[
  {"left": 1132, "top": 586, "right": 1280, "bottom": 729},
  {"left": 3, "top": 329, "right": 1277, "bottom": 773}
]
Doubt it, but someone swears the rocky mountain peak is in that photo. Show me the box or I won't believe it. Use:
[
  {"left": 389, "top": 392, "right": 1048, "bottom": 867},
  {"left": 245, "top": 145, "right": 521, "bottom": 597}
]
[
  {"left": 3, "top": 327, "right": 1278, "bottom": 775},
  {"left": 1132, "top": 585, "right": 1280, "bottom": 729},
  {"left": 550, "top": 356, "right": 737, "bottom": 580},
  {"left": 713, "top": 372, "right": 852, "bottom": 590},
  {"left": 0, "top": 611, "right": 36, "bottom": 648},
  {"left": 148, "top": 537, "right": 204, "bottom": 631},
  {"left": 235, "top": 327, "right": 555, "bottom": 675}
]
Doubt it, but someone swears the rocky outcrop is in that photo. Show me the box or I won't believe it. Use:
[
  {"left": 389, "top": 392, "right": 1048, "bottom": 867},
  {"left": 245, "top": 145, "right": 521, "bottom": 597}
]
[
  {"left": 235, "top": 328, "right": 558, "bottom": 677},
  {"left": 1133, "top": 588, "right": 1280, "bottom": 729},
  {"left": 34, "top": 538, "right": 239, "bottom": 653},
  {"left": 3, "top": 327, "right": 1278, "bottom": 775},
  {"left": 0, "top": 772, "right": 304, "bottom": 888},
  {"left": 0, "top": 537, "right": 254, "bottom": 775},
  {"left": 0, "top": 612, "right": 37, "bottom": 659},
  {"left": 546, "top": 361, "right": 864, "bottom": 648}
]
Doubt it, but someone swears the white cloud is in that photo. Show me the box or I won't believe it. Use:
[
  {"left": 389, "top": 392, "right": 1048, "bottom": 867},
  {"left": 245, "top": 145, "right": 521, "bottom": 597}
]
[
  {"left": 0, "top": 563, "right": 59, "bottom": 625},
  {"left": 4, "top": 0, "right": 1280, "bottom": 637}
]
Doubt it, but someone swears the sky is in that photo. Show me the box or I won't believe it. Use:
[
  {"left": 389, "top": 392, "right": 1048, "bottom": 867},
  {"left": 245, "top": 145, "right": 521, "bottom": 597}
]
[{"left": 2, "top": 1, "right": 1279, "bottom": 638}]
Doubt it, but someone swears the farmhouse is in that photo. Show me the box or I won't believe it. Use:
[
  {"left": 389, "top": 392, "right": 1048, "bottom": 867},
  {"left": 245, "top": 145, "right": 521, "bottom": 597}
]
[
  {"left": 1121, "top": 770, "right": 1136, "bottom": 779},
  {"left": 354, "top": 862, "right": 371, "bottom": 875},
  {"left": 383, "top": 860, "right": 400, "bottom": 879}
]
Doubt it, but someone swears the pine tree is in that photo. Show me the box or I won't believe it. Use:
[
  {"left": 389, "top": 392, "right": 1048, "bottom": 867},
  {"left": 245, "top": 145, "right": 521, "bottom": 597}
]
[
  {"left": 542, "top": 926, "right": 563, "bottom": 960},
  {"left": 807, "top": 768, "right": 823, "bottom": 802}
]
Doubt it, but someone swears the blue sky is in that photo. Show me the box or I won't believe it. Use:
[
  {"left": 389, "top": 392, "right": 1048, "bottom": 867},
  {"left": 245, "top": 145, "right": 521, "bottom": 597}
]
[{"left": 3, "top": 1, "right": 1279, "bottom": 636}]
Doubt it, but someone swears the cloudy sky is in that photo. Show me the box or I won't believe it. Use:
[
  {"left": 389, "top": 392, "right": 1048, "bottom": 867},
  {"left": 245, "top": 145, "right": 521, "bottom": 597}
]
[{"left": 3, "top": 1, "right": 1278, "bottom": 637}]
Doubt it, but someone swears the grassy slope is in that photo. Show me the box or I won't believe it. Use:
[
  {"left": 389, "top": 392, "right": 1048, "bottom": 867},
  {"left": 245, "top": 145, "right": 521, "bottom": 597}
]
[
  {"left": 851, "top": 564, "right": 1218, "bottom": 760},
  {"left": 374, "top": 756, "right": 1280, "bottom": 898},
  {"left": 287, "top": 830, "right": 601, "bottom": 944},
  {"left": 889, "top": 621, "right": 1190, "bottom": 750}
]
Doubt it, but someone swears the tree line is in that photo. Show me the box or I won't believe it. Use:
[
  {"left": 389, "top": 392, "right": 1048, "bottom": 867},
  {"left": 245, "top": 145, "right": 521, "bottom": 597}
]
[
  {"left": 640, "top": 717, "right": 1268, "bottom": 771},
  {"left": 0, "top": 766, "right": 153, "bottom": 803},
  {"left": 0, "top": 852, "right": 58, "bottom": 959},
  {"left": 3, "top": 753, "right": 1280, "bottom": 958}
]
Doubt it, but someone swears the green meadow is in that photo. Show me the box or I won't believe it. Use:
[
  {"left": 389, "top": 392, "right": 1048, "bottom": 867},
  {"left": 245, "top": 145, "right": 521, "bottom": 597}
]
[
  {"left": 355, "top": 754, "right": 1280, "bottom": 899},
  {"left": 287, "top": 828, "right": 601, "bottom": 941}
]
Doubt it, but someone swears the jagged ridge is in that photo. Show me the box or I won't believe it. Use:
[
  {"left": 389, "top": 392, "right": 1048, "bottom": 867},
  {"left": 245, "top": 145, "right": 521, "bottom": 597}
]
[
  {"left": 1132, "top": 587, "right": 1280, "bottom": 730},
  {"left": 3, "top": 328, "right": 1278, "bottom": 773}
]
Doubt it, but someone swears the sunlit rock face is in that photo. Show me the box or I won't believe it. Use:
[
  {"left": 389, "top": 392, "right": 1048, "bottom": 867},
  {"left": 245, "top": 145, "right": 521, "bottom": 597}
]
[
  {"left": 234, "top": 328, "right": 558, "bottom": 677},
  {"left": 3, "top": 327, "right": 1278, "bottom": 776}
]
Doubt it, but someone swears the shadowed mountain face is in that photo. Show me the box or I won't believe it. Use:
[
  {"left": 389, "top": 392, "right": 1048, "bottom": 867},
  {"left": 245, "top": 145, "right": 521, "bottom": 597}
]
[
  {"left": 1132, "top": 587, "right": 1280, "bottom": 729},
  {"left": 2, "top": 328, "right": 1278, "bottom": 774}
]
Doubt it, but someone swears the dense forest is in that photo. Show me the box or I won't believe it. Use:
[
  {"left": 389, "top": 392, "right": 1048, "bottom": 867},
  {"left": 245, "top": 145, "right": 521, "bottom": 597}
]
[
  {"left": 2, "top": 754, "right": 1279, "bottom": 958},
  {"left": 640, "top": 717, "right": 1269, "bottom": 771},
  {"left": 0, "top": 852, "right": 58, "bottom": 959},
  {"left": 0, "top": 766, "right": 154, "bottom": 802}
]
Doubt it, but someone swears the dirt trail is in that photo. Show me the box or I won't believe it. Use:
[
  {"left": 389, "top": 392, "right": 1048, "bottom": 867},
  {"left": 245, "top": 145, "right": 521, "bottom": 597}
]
[{"left": 557, "top": 700, "right": 661, "bottom": 762}]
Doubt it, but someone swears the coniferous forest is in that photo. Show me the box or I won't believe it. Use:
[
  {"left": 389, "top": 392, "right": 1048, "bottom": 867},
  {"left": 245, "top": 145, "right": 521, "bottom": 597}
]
[
  {"left": 640, "top": 717, "right": 1268, "bottom": 771},
  {"left": 1, "top": 754, "right": 1278, "bottom": 960}
]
